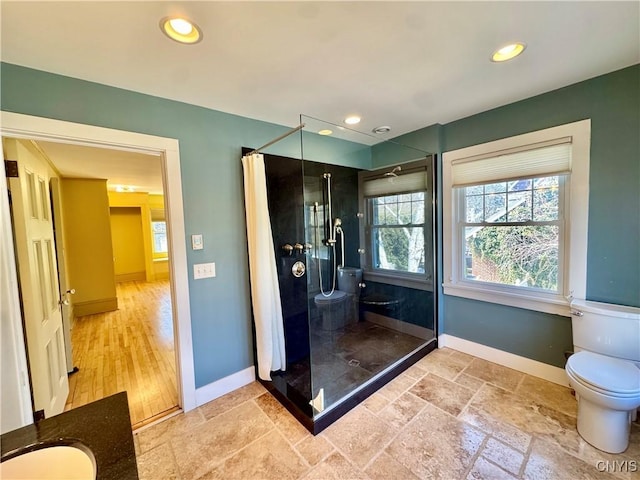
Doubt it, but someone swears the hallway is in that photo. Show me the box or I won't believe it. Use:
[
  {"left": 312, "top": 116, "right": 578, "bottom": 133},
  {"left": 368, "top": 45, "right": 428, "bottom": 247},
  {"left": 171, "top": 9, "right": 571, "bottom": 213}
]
[{"left": 65, "top": 280, "right": 178, "bottom": 427}]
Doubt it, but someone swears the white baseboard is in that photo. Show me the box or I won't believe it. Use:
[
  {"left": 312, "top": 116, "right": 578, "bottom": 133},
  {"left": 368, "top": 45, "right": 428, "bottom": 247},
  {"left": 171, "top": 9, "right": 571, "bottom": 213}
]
[
  {"left": 195, "top": 366, "right": 256, "bottom": 407},
  {"left": 438, "top": 334, "right": 569, "bottom": 387}
]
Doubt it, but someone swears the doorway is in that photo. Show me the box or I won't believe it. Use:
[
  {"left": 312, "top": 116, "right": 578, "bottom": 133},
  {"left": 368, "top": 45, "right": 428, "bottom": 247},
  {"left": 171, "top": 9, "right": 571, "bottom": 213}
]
[{"left": 0, "top": 111, "right": 196, "bottom": 433}]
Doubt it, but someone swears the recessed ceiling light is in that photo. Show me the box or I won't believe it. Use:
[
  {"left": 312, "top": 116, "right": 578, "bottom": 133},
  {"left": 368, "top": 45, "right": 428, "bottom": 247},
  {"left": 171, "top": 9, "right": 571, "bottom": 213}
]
[
  {"left": 318, "top": 129, "right": 333, "bottom": 136},
  {"left": 160, "top": 16, "right": 203, "bottom": 44},
  {"left": 372, "top": 126, "right": 391, "bottom": 134},
  {"left": 491, "top": 42, "right": 526, "bottom": 62},
  {"left": 344, "top": 115, "right": 361, "bottom": 125}
]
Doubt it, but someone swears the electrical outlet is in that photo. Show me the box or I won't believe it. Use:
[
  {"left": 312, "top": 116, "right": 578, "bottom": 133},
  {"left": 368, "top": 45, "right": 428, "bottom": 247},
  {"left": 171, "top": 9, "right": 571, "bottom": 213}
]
[{"left": 194, "top": 262, "right": 216, "bottom": 279}]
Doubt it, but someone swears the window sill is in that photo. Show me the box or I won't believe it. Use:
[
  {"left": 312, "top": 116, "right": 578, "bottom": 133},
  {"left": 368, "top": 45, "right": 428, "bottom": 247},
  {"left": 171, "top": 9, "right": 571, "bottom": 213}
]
[
  {"left": 364, "top": 270, "right": 433, "bottom": 291},
  {"left": 443, "top": 281, "right": 571, "bottom": 316}
]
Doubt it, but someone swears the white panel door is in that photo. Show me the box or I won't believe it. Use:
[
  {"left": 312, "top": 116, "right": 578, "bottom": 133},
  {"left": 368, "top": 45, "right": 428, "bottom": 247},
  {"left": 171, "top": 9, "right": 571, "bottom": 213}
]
[{"left": 9, "top": 142, "right": 69, "bottom": 418}]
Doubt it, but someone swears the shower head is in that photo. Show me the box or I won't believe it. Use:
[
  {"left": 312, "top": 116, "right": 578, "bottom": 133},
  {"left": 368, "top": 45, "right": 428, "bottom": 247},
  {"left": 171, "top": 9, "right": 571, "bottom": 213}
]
[{"left": 383, "top": 166, "right": 402, "bottom": 177}]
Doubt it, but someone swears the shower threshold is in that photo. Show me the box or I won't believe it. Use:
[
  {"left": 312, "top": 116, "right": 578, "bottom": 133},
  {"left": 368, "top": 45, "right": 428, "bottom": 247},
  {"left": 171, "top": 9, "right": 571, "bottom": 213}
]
[{"left": 259, "top": 337, "right": 437, "bottom": 435}]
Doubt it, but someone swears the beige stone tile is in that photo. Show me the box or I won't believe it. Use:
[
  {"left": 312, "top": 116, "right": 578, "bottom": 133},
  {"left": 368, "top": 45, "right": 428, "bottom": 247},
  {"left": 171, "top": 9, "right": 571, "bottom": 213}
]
[
  {"left": 377, "top": 392, "right": 427, "bottom": 430},
  {"left": 459, "top": 406, "right": 531, "bottom": 453},
  {"left": 473, "top": 383, "right": 640, "bottom": 475},
  {"left": 301, "top": 451, "right": 370, "bottom": 480},
  {"left": 415, "top": 349, "right": 472, "bottom": 380},
  {"left": 135, "top": 407, "right": 205, "bottom": 453},
  {"left": 386, "top": 403, "right": 486, "bottom": 479},
  {"left": 455, "top": 373, "right": 486, "bottom": 392},
  {"left": 197, "top": 429, "right": 308, "bottom": 480},
  {"left": 481, "top": 437, "right": 524, "bottom": 476},
  {"left": 365, "top": 452, "right": 420, "bottom": 480},
  {"left": 448, "top": 349, "right": 475, "bottom": 365},
  {"left": 467, "top": 456, "right": 518, "bottom": 480},
  {"left": 523, "top": 438, "right": 619, "bottom": 480},
  {"left": 626, "top": 421, "right": 640, "bottom": 462},
  {"left": 295, "top": 434, "right": 335, "bottom": 466},
  {"left": 463, "top": 358, "right": 524, "bottom": 391},
  {"left": 362, "top": 392, "right": 391, "bottom": 414},
  {"left": 199, "top": 381, "right": 267, "bottom": 420},
  {"left": 470, "top": 384, "right": 583, "bottom": 455},
  {"left": 133, "top": 435, "right": 141, "bottom": 456},
  {"left": 377, "top": 374, "right": 416, "bottom": 401},
  {"left": 515, "top": 374, "right": 578, "bottom": 417},
  {"left": 403, "top": 362, "right": 428, "bottom": 380},
  {"left": 136, "top": 443, "right": 179, "bottom": 480},
  {"left": 172, "top": 401, "right": 273, "bottom": 479},
  {"left": 254, "top": 393, "right": 308, "bottom": 444},
  {"left": 431, "top": 347, "right": 455, "bottom": 357},
  {"left": 323, "top": 406, "right": 399, "bottom": 468},
  {"left": 410, "top": 373, "right": 475, "bottom": 416},
  {"left": 566, "top": 423, "right": 640, "bottom": 480}
]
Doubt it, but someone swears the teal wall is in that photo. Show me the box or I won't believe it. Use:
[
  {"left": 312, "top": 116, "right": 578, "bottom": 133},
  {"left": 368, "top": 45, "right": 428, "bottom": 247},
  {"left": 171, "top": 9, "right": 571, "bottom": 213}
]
[
  {"left": 0, "top": 63, "right": 372, "bottom": 388},
  {"left": 441, "top": 65, "right": 638, "bottom": 367},
  {"left": 2, "top": 62, "right": 638, "bottom": 375}
]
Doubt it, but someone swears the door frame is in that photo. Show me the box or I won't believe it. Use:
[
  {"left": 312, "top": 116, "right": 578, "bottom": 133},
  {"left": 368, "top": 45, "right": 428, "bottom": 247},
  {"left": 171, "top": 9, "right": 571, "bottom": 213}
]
[{"left": 0, "top": 111, "right": 197, "bottom": 420}]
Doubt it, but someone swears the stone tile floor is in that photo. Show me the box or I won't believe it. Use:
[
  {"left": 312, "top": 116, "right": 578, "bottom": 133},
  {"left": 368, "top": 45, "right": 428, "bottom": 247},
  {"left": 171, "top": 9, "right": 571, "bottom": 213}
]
[{"left": 135, "top": 348, "right": 640, "bottom": 479}]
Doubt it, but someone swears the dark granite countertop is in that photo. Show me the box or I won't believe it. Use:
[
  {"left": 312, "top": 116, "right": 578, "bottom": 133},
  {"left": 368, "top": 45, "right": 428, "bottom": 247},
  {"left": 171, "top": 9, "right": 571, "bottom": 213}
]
[{"left": 1, "top": 392, "right": 138, "bottom": 480}]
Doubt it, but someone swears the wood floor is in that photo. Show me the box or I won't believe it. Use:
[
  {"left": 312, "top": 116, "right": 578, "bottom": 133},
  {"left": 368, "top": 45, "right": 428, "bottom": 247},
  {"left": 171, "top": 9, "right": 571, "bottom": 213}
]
[{"left": 65, "top": 280, "right": 179, "bottom": 427}]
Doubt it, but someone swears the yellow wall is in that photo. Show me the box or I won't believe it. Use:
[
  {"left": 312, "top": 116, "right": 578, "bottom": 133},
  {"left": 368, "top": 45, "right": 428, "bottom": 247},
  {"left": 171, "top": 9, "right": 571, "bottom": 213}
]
[
  {"left": 61, "top": 178, "right": 117, "bottom": 316},
  {"left": 108, "top": 192, "right": 168, "bottom": 281},
  {"left": 109, "top": 207, "right": 146, "bottom": 281}
]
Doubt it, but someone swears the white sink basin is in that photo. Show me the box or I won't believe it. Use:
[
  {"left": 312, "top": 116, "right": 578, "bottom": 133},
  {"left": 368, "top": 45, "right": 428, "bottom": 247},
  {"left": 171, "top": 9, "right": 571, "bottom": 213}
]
[{"left": 0, "top": 444, "right": 96, "bottom": 480}]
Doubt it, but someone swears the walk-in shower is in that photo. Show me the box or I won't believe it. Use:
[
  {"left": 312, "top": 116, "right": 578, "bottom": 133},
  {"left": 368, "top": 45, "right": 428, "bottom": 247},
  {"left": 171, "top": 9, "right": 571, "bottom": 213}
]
[{"left": 242, "top": 115, "right": 437, "bottom": 433}]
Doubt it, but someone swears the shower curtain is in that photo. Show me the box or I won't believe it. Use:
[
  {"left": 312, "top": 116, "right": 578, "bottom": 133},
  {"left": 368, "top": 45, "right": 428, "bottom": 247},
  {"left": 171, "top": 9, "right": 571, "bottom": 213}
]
[{"left": 241, "top": 153, "right": 286, "bottom": 380}]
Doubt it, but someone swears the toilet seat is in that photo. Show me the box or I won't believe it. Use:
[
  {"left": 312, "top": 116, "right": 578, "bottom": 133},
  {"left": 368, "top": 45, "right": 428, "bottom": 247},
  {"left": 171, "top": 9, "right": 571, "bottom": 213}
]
[{"left": 567, "top": 351, "right": 640, "bottom": 396}]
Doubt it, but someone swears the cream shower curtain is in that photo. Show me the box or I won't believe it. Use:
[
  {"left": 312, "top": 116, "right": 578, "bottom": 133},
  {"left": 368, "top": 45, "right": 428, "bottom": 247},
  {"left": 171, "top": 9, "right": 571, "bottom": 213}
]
[{"left": 242, "top": 153, "right": 286, "bottom": 380}]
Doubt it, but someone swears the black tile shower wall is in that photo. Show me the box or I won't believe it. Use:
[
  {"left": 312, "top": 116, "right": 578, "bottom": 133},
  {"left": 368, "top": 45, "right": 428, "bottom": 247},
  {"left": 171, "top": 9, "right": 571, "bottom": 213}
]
[
  {"left": 362, "top": 281, "right": 435, "bottom": 330},
  {"left": 302, "top": 161, "right": 361, "bottom": 269},
  {"left": 263, "top": 154, "right": 310, "bottom": 366}
]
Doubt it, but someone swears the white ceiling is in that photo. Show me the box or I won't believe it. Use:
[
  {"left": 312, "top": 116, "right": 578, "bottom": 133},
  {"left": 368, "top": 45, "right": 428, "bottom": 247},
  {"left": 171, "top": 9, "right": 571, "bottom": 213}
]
[
  {"left": 1, "top": 1, "right": 639, "bottom": 191},
  {"left": 33, "top": 140, "right": 163, "bottom": 194}
]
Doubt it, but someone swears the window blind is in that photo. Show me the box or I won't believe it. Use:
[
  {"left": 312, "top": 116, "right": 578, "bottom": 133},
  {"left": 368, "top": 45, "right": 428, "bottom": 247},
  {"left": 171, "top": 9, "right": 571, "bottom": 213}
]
[
  {"left": 362, "top": 171, "right": 426, "bottom": 197},
  {"left": 451, "top": 139, "right": 571, "bottom": 187}
]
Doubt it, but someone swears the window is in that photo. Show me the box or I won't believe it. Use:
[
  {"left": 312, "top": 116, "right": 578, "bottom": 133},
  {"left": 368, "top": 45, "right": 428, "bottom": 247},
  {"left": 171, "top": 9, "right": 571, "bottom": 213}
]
[
  {"left": 152, "top": 221, "right": 168, "bottom": 254},
  {"left": 360, "top": 159, "right": 433, "bottom": 289},
  {"left": 462, "top": 175, "right": 563, "bottom": 292},
  {"left": 370, "top": 192, "right": 425, "bottom": 274},
  {"left": 150, "top": 208, "right": 168, "bottom": 256},
  {"left": 443, "top": 120, "right": 590, "bottom": 316}
]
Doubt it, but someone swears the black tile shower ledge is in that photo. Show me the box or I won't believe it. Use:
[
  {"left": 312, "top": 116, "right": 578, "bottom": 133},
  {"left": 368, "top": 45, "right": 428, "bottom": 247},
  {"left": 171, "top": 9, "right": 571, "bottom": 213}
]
[{"left": 0, "top": 391, "right": 138, "bottom": 480}]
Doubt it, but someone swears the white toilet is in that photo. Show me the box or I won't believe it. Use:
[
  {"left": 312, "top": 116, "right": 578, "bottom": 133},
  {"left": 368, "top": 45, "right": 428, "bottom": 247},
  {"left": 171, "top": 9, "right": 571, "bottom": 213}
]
[{"left": 566, "top": 299, "right": 640, "bottom": 453}]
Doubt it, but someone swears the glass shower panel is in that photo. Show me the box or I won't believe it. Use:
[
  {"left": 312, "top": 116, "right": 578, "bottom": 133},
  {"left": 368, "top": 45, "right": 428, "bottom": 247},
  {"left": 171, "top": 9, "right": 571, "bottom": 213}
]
[{"left": 299, "top": 116, "right": 437, "bottom": 420}]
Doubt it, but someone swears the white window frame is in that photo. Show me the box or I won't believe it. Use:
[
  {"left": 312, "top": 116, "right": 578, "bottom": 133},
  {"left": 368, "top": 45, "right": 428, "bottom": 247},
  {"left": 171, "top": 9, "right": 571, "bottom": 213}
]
[
  {"left": 442, "top": 120, "right": 590, "bottom": 316},
  {"left": 359, "top": 159, "right": 434, "bottom": 291}
]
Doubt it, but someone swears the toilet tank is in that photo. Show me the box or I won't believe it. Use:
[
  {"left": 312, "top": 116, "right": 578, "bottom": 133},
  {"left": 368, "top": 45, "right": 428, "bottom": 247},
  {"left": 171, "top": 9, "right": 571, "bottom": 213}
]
[
  {"left": 571, "top": 299, "right": 640, "bottom": 363},
  {"left": 337, "top": 267, "right": 362, "bottom": 294}
]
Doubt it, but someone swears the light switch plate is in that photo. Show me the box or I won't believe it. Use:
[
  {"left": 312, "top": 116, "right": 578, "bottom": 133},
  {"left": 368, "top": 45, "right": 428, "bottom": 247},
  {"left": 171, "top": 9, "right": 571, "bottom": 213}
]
[
  {"left": 194, "top": 262, "right": 216, "bottom": 280},
  {"left": 191, "top": 234, "right": 203, "bottom": 250}
]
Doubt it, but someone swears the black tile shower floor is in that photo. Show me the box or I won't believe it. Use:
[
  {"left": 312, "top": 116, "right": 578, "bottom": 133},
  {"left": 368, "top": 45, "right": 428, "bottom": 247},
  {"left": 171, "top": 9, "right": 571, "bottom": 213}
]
[{"left": 277, "top": 320, "right": 426, "bottom": 411}]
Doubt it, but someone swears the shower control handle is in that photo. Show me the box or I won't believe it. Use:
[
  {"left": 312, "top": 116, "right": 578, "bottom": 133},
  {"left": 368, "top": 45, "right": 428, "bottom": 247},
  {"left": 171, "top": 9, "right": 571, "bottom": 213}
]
[
  {"left": 294, "top": 243, "right": 304, "bottom": 253},
  {"left": 291, "top": 261, "right": 306, "bottom": 278},
  {"left": 282, "top": 244, "right": 294, "bottom": 255},
  {"left": 359, "top": 282, "right": 366, "bottom": 288}
]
